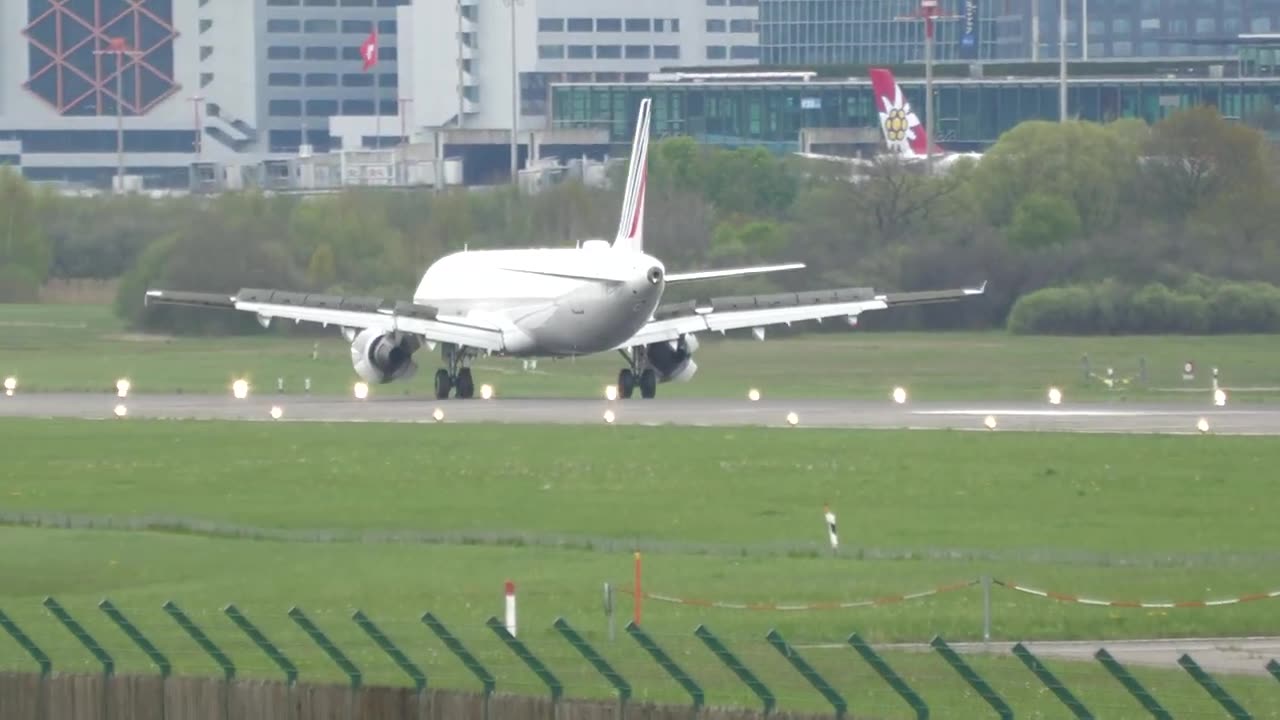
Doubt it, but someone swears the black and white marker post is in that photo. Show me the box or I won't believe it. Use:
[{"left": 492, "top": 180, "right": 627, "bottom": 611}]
[{"left": 824, "top": 504, "right": 839, "bottom": 554}]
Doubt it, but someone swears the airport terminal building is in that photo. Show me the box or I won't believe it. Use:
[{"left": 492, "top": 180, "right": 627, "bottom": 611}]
[
  {"left": 7, "top": 0, "right": 1280, "bottom": 190},
  {"left": 550, "top": 57, "right": 1280, "bottom": 153}
]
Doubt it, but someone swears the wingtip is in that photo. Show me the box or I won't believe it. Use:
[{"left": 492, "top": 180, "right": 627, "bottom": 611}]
[{"left": 964, "top": 281, "right": 988, "bottom": 295}]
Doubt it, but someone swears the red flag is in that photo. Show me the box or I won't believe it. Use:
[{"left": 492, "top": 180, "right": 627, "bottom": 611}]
[{"left": 360, "top": 30, "right": 378, "bottom": 71}]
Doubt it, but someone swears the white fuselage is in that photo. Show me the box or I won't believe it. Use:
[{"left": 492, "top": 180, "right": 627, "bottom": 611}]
[{"left": 413, "top": 244, "right": 666, "bottom": 357}]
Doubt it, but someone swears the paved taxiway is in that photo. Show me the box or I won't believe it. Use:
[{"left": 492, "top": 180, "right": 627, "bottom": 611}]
[
  {"left": 4, "top": 392, "right": 1280, "bottom": 434},
  {"left": 800, "top": 637, "right": 1280, "bottom": 677}
]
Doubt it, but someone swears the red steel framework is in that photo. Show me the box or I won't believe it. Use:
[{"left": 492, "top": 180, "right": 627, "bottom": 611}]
[{"left": 22, "top": 0, "right": 181, "bottom": 116}]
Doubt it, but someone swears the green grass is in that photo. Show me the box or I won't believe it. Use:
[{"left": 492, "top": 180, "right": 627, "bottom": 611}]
[
  {"left": 2, "top": 419, "right": 1279, "bottom": 717},
  {"left": 2, "top": 303, "right": 1279, "bottom": 401}
]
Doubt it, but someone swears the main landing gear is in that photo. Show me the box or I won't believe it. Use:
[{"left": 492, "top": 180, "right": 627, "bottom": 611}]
[
  {"left": 434, "top": 345, "right": 476, "bottom": 399},
  {"left": 616, "top": 347, "right": 658, "bottom": 399}
]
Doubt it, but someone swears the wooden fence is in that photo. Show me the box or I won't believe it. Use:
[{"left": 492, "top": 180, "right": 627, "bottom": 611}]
[{"left": 0, "top": 671, "right": 837, "bottom": 720}]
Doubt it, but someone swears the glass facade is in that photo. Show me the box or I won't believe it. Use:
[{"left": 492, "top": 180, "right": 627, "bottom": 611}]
[
  {"left": 760, "top": 0, "right": 1000, "bottom": 64},
  {"left": 759, "top": 0, "right": 1280, "bottom": 65},
  {"left": 551, "top": 76, "right": 1280, "bottom": 149}
]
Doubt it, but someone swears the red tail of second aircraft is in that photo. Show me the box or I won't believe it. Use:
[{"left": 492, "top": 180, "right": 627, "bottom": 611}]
[{"left": 869, "top": 68, "right": 930, "bottom": 159}]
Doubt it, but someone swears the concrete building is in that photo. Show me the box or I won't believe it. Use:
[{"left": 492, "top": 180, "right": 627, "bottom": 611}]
[
  {"left": 0, "top": 0, "right": 407, "bottom": 189},
  {"left": 391, "top": 0, "right": 760, "bottom": 135}
]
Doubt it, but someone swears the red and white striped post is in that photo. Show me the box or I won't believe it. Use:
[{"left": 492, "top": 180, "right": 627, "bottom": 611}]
[{"left": 504, "top": 580, "right": 517, "bottom": 636}]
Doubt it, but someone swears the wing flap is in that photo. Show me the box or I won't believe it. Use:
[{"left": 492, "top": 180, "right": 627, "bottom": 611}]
[
  {"left": 146, "top": 287, "right": 506, "bottom": 352},
  {"left": 616, "top": 282, "right": 984, "bottom": 348}
]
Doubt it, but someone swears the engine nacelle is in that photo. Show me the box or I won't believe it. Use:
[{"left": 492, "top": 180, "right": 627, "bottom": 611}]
[
  {"left": 350, "top": 328, "right": 421, "bottom": 384},
  {"left": 647, "top": 334, "right": 699, "bottom": 383}
]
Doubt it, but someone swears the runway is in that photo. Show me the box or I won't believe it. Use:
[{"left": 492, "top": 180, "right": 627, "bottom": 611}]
[{"left": 5, "top": 392, "right": 1280, "bottom": 434}]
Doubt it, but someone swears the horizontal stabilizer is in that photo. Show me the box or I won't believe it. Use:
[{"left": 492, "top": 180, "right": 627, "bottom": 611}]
[{"left": 665, "top": 263, "right": 806, "bottom": 285}]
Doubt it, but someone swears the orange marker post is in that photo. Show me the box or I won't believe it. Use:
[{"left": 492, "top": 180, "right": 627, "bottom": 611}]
[{"left": 633, "top": 552, "right": 642, "bottom": 625}]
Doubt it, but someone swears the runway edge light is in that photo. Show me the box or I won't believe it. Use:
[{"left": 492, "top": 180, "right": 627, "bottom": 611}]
[
  {"left": 984, "top": 415, "right": 998, "bottom": 430},
  {"left": 786, "top": 411, "right": 799, "bottom": 426}
]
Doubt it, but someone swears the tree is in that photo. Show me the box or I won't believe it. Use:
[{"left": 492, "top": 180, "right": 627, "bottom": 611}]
[
  {"left": 1005, "top": 192, "right": 1082, "bottom": 249},
  {"left": 0, "top": 168, "right": 50, "bottom": 298},
  {"left": 971, "top": 120, "right": 1139, "bottom": 235},
  {"left": 1142, "top": 106, "right": 1277, "bottom": 244}
]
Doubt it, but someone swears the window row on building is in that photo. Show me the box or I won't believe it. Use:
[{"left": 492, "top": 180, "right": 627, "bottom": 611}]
[
  {"left": 269, "top": 99, "right": 402, "bottom": 116},
  {"left": 705, "top": 19, "right": 758, "bottom": 33},
  {"left": 267, "top": 45, "right": 398, "bottom": 61},
  {"left": 538, "top": 44, "right": 682, "bottom": 60},
  {"left": 550, "top": 79, "right": 1280, "bottom": 148},
  {"left": 268, "top": 72, "right": 398, "bottom": 87},
  {"left": 538, "top": 18, "right": 681, "bottom": 33},
  {"left": 264, "top": 0, "right": 406, "bottom": 7},
  {"left": 266, "top": 18, "right": 396, "bottom": 34},
  {"left": 706, "top": 0, "right": 759, "bottom": 6}
]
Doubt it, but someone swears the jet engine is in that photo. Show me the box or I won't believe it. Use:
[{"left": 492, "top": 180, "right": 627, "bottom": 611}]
[
  {"left": 350, "top": 328, "right": 421, "bottom": 384},
  {"left": 646, "top": 334, "right": 699, "bottom": 383}
]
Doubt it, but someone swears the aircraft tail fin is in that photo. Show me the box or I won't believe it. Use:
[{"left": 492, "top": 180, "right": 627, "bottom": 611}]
[
  {"left": 613, "top": 97, "right": 651, "bottom": 253},
  {"left": 869, "top": 67, "right": 930, "bottom": 159}
]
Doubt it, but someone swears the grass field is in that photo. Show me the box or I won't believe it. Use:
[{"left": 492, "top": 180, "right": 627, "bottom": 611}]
[
  {"left": 1, "top": 419, "right": 1278, "bottom": 717},
  {"left": 2, "top": 303, "right": 1279, "bottom": 402}
]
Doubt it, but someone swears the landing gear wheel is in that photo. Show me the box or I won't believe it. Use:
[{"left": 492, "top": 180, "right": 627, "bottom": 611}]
[
  {"left": 456, "top": 368, "right": 475, "bottom": 399},
  {"left": 639, "top": 368, "right": 658, "bottom": 399},
  {"left": 434, "top": 369, "right": 452, "bottom": 400},
  {"left": 618, "top": 368, "right": 636, "bottom": 399}
]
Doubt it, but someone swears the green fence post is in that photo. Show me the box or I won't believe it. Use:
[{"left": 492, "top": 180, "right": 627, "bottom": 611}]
[
  {"left": 1012, "top": 643, "right": 1093, "bottom": 720},
  {"left": 485, "top": 616, "right": 563, "bottom": 702},
  {"left": 765, "top": 629, "right": 846, "bottom": 719},
  {"left": 353, "top": 610, "right": 426, "bottom": 720},
  {"left": 553, "top": 617, "right": 630, "bottom": 709},
  {"left": 421, "top": 613, "right": 495, "bottom": 700},
  {"left": 99, "top": 600, "right": 171, "bottom": 677},
  {"left": 0, "top": 608, "right": 52, "bottom": 676},
  {"left": 625, "top": 621, "right": 704, "bottom": 712},
  {"left": 43, "top": 597, "right": 113, "bottom": 675},
  {"left": 44, "top": 597, "right": 113, "bottom": 720},
  {"left": 223, "top": 604, "right": 298, "bottom": 685},
  {"left": 162, "top": 601, "right": 235, "bottom": 680},
  {"left": 847, "top": 633, "right": 928, "bottom": 720},
  {"left": 1177, "top": 653, "right": 1252, "bottom": 720},
  {"left": 694, "top": 624, "right": 775, "bottom": 715},
  {"left": 162, "top": 602, "right": 234, "bottom": 720},
  {"left": 1268, "top": 659, "right": 1280, "bottom": 683},
  {"left": 288, "top": 607, "right": 361, "bottom": 689},
  {"left": 1094, "top": 649, "right": 1171, "bottom": 720},
  {"left": 929, "top": 636, "right": 1012, "bottom": 720},
  {"left": 1, "top": 608, "right": 52, "bottom": 720},
  {"left": 353, "top": 610, "right": 425, "bottom": 691}
]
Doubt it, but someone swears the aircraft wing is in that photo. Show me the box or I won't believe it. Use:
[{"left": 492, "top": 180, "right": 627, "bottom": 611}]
[
  {"left": 144, "top": 288, "right": 507, "bottom": 352},
  {"left": 616, "top": 282, "right": 985, "bottom": 349}
]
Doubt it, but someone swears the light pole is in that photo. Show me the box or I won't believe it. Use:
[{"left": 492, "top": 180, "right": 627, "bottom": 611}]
[
  {"left": 895, "top": 1, "right": 960, "bottom": 177},
  {"left": 1059, "top": 0, "right": 1068, "bottom": 122},
  {"left": 503, "top": 0, "right": 523, "bottom": 186},
  {"left": 188, "top": 95, "right": 205, "bottom": 160},
  {"left": 94, "top": 37, "right": 142, "bottom": 193}
]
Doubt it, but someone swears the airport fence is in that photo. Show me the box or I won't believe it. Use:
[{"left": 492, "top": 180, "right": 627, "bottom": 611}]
[{"left": 2, "top": 595, "right": 1278, "bottom": 720}]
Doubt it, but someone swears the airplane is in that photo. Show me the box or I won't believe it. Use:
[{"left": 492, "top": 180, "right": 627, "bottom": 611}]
[
  {"left": 869, "top": 67, "right": 983, "bottom": 171},
  {"left": 793, "top": 68, "right": 982, "bottom": 175},
  {"left": 146, "top": 98, "right": 985, "bottom": 400}
]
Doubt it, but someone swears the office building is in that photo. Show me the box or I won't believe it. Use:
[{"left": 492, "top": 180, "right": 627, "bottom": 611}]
[
  {"left": 0, "top": 0, "right": 407, "bottom": 188},
  {"left": 395, "top": 0, "right": 761, "bottom": 134},
  {"left": 758, "top": 0, "right": 1280, "bottom": 65}
]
